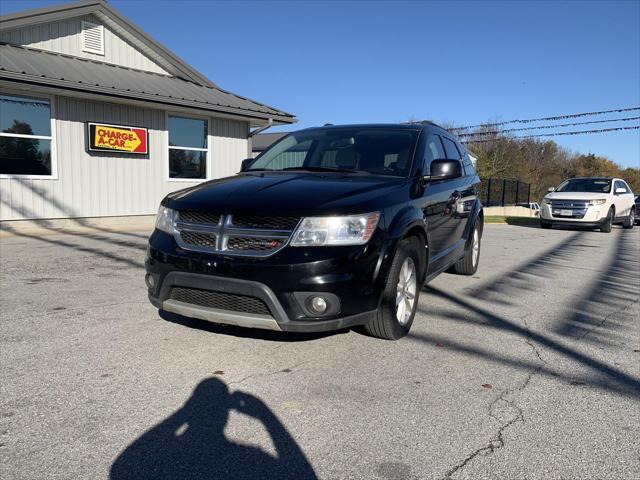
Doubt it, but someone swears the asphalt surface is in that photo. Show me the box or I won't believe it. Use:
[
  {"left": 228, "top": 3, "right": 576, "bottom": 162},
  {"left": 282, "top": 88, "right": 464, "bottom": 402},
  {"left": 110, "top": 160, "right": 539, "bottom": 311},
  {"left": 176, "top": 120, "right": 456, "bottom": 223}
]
[{"left": 1, "top": 223, "right": 639, "bottom": 480}]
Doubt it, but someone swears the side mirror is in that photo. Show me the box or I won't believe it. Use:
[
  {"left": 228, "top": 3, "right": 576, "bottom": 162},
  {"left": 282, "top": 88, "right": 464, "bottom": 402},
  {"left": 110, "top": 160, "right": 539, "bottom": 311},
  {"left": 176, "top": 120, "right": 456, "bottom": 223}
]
[
  {"left": 615, "top": 187, "right": 627, "bottom": 195},
  {"left": 240, "top": 158, "right": 254, "bottom": 172},
  {"left": 548, "top": 187, "right": 555, "bottom": 192},
  {"left": 423, "top": 159, "right": 462, "bottom": 183}
]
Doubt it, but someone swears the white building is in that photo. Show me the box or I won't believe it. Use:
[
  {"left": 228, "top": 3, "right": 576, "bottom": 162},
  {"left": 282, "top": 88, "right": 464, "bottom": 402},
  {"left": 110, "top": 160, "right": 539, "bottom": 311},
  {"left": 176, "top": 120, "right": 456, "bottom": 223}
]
[{"left": 0, "top": 0, "right": 295, "bottom": 224}]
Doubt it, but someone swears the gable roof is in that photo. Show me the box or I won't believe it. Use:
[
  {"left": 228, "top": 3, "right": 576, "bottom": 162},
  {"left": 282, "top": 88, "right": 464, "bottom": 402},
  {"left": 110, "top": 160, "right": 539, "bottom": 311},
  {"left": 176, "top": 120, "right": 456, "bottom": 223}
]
[
  {"left": 0, "top": 42, "right": 295, "bottom": 124},
  {"left": 0, "top": 0, "right": 296, "bottom": 124},
  {"left": 0, "top": 0, "right": 214, "bottom": 86}
]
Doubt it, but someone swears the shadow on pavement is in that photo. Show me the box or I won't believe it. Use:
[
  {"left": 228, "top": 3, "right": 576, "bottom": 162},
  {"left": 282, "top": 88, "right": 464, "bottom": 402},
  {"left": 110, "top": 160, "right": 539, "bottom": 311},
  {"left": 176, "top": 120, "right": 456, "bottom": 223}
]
[
  {"left": 416, "top": 230, "right": 640, "bottom": 399},
  {"left": 159, "top": 310, "right": 348, "bottom": 342},
  {"left": 554, "top": 229, "right": 640, "bottom": 345},
  {"left": 110, "top": 377, "right": 317, "bottom": 480}
]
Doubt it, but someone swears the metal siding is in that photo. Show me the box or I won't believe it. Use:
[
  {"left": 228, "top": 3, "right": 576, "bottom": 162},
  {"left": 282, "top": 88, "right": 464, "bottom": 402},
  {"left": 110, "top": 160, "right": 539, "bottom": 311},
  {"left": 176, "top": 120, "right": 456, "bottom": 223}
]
[
  {"left": 0, "top": 94, "right": 248, "bottom": 220},
  {"left": 0, "top": 14, "right": 170, "bottom": 75}
]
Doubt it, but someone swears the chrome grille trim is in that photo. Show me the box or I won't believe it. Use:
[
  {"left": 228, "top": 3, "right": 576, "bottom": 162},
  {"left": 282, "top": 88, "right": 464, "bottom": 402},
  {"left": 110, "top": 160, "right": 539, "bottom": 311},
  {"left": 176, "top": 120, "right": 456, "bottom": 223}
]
[
  {"left": 549, "top": 200, "right": 589, "bottom": 219},
  {"left": 173, "top": 212, "right": 299, "bottom": 257},
  {"left": 550, "top": 200, "right": 589, "bottom": 208}
]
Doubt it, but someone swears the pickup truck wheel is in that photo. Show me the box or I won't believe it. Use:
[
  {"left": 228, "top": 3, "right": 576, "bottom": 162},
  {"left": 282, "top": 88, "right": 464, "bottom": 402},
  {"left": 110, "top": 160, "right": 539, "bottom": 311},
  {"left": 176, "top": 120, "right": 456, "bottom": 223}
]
[
  {"left": 365, "top": 237, "right": 422, "bottom": 340},
  {"left": 450, "top": 223, "right": 482, "bottom": 275},
  {"left": 600, "top": 207, "right": 614, "bottom": 233},
  {"left": 623, "top": 208, "right": 635, "bottom": 229}
]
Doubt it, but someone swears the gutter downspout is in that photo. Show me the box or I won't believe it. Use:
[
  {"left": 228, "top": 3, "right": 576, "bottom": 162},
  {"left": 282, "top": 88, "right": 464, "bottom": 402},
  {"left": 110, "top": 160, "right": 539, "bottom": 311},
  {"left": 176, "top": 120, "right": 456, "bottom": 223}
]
[{"left": 247, "top": 118, "right": 273, "bottom": 157}]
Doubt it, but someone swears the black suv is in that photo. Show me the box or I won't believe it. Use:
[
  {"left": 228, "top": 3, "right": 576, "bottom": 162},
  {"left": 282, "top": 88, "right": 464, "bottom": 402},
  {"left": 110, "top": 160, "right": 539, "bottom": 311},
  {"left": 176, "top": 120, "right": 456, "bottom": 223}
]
[{"left": 146, "top": 124, "right": 483, "bottom": 340}]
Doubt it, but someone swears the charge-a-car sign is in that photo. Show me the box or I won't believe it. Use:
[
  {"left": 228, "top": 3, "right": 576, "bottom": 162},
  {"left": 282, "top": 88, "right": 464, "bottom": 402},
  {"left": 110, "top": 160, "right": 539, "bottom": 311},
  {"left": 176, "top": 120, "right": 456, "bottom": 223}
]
[{"left": 87, "top": 123, "right": 148, "bottom": 154}]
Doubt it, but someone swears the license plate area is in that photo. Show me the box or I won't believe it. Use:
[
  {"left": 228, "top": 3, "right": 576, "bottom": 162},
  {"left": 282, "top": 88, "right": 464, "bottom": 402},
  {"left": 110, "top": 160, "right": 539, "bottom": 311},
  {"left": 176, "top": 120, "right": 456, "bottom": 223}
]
[{"left": 556, "top": 209, "right": 573, "bottom": 217}]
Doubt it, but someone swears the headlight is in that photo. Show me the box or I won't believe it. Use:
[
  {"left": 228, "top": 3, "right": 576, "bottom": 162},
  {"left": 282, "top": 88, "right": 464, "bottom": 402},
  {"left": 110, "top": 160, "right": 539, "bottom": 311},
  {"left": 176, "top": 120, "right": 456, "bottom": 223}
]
[
  {"left": 587, "top": 199, "right": 607, "bottom": 206},
  {"left": 155, "top": 206, "right": 175, "bottom": 234},
  {"left": 541, "top": 197, "right": 552, "bottom": 206},
  {"left": 291, "top": 212, "right": 380, "bottom": 246}
]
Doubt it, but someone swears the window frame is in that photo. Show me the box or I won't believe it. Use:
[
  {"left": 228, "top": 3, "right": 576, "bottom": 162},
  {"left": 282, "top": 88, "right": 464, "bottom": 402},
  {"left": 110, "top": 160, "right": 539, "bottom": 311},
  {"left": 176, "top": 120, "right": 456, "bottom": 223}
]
[
  {"left": 422, "top": 133, "right": 446, "bottom": 175},
  {"left": 0, "top": 91, "right": 58, "bottom": 180},
  {"left": 165, "top": 112, "right": 211, "bottom": 182},
  {"left": 441, "top": 135, "right": 461, "bottom": 160}
]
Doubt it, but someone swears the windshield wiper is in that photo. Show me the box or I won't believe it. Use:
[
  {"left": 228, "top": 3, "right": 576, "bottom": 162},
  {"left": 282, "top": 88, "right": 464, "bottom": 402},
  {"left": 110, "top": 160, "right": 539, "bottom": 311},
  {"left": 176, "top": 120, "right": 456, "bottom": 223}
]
[{"left": 281, "top": 166, "right": 365, "bottom": 174}]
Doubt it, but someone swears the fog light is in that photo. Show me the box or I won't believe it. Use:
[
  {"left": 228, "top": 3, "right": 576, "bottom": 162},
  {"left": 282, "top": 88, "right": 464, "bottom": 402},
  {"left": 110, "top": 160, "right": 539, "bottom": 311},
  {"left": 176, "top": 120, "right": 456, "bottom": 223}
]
[
  {"left": 308, "top": 296, "right": 328, "bottom": 314},
  {"left": 145, "top": 274, "right": 155, "bottom": 289}
]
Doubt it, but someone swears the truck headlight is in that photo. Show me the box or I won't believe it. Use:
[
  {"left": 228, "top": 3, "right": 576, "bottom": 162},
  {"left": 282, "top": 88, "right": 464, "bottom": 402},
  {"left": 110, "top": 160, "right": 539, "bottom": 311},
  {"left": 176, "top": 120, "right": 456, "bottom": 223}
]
[
  {"left": 291, "top": 212, "right": 380, "bottom": 246},
  {"left": 587, "top": 199, "right": 607, "bottom": 206},
  {"left": 155, "top": 206, "right": 175, "bottom": 234},
  {"left": 541, "top": 197, "right": 552, "bottom": 206}
]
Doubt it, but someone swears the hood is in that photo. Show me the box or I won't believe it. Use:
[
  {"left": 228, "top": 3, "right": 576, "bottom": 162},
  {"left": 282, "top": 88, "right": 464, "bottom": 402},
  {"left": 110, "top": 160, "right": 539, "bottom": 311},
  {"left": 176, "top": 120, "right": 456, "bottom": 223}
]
[
  {"left": 164, "top": 172, "right": 409, "bottom": 216},
  {"left": 544, "top": 191, "right": 610, "bottom": 201}
]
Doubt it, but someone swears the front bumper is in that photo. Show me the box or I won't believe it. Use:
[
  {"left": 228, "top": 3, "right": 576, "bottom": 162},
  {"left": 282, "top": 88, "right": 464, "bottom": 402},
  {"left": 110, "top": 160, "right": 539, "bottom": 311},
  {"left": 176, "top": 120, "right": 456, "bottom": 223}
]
[
  {"left": 540, "top": 203, "right": 606, "bottom": 224},
  {"left": 145, "top": 230, "right": 383, "bottom": 332}
]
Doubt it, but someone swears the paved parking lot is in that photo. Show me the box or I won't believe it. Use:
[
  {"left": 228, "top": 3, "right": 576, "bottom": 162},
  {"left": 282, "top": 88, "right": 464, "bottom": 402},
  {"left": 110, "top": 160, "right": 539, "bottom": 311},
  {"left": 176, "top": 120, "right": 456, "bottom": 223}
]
[{"left": 1, "top": 223, "right": 639, "bottom": 480}]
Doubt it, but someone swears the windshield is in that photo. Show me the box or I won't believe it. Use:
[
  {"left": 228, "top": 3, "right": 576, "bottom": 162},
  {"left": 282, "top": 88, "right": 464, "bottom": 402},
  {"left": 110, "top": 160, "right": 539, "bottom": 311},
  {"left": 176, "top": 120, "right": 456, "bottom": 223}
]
[
  {"left": 555, "top": 178, "right": 611, "bottom": 193},
  {"left": 248, "top": 128, "right": 420, "bottom": 177}
]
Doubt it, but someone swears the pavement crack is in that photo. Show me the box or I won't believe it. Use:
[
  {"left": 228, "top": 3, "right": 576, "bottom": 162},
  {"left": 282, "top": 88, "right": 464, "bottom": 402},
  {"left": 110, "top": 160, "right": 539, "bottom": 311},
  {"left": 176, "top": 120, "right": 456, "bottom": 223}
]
[
  {"left": 443, "top": 315, "right": 545, "bottom": 479},
  {"left": 576, "top": 294, "right": 640, "bottom": 342}
]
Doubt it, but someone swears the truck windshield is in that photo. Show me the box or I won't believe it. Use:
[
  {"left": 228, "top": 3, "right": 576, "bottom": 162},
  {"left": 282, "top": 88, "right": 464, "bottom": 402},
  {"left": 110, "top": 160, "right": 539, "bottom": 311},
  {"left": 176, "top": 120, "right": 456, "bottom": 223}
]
[
  {"left": 248, "top": 128, "right": 419, "bottom": 177},
  {"left": 555, "top": 178, "right": 612, "bottom": 193}
]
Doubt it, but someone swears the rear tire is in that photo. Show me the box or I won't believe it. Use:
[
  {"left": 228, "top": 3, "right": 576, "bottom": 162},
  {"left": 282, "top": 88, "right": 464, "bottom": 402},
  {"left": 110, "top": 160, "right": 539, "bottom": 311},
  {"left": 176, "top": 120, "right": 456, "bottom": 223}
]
[
  {"left": 450, "top": 223, "right": 482, "bottom": 275},
  {"left": 600, "top": 207, "right": 614, "bottom": 233},
  {"left": 364, "top": 237, "right": 422, "bottom": 340},
  {"left": 540, "top": 221, "right": 552, "bottom": 229},
  {"left": 623, "top": 208, "right": 635, "bottom": 229}
]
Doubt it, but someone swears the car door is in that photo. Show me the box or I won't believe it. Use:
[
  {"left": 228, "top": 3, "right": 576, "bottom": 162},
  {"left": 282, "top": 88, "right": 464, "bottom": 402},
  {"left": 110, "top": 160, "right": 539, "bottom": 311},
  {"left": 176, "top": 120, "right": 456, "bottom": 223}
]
[
  {"left": 419, "top": 133, "right": 466, "bottom": 266},
  {"left": 613, "top": 180, "right": 633, "bottom": 218}
]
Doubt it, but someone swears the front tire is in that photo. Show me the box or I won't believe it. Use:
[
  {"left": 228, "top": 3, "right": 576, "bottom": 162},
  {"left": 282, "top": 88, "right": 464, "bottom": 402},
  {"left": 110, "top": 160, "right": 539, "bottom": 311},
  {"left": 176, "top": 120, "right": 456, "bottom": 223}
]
[
  {"left": 365, "top": 237, "right": 422, "bottom": 340},
  {"left": 623, "top": 208, "right": 635, "bottom": 229},
  {"left": 450, "top": 222, "right": 482, "bottom": 275},
  {"left": 600, "top": 207, "right": 614, "bottom": 233}
]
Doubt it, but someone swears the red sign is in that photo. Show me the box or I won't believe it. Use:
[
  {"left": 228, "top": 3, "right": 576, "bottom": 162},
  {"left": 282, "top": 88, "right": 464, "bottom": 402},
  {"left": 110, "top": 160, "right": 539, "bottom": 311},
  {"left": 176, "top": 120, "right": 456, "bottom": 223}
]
[{"left": 87, "top": 122, "right": 148, "bottom": 154}]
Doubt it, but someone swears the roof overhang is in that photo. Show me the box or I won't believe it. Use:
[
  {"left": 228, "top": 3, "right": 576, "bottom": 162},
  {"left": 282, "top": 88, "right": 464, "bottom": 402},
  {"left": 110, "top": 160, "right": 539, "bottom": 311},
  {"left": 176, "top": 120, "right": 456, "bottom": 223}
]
[{"left": 0, "top": 77, "right": 294, "bottom": 127}]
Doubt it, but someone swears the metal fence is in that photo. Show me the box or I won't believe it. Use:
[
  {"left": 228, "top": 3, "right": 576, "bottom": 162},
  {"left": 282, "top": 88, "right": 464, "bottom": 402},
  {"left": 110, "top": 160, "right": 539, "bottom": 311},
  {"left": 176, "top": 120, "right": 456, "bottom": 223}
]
[{"left": 480, "top": 178, "right": 531, "bottom": 206}]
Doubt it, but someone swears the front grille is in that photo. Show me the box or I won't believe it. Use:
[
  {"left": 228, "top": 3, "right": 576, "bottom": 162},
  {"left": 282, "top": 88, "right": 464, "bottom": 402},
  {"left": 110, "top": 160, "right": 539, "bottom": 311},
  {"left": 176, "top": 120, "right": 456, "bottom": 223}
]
[
  {"left": 550, "top": 200, "right": 588, "bottom": 219},
  {"left": 178, "top": 210, "right": 221, "bottom": 225},
  {"left": 231, "top": 214, "right": 300, "bottom": 231},
  {"left": 169, "top": 287, "right": 270, "bottom": 316},
  {"left": 180, "top": 231, "right": 216, "bottom": 248},
  {"left": 227, "top": 237, "right": 283, "bottom": 252},
  {"left": 550, "top": 200, "right": 589, "bottom": 208},
  {"left": 173, "top": 211, "right": 295, "bottom": 257}
]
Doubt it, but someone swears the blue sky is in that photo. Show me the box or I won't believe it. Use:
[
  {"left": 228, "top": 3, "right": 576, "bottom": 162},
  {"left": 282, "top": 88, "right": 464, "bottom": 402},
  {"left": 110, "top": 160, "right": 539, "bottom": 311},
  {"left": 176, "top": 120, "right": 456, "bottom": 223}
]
[{"left": 2, "top": 0, "right": 639, "bottom": 167}]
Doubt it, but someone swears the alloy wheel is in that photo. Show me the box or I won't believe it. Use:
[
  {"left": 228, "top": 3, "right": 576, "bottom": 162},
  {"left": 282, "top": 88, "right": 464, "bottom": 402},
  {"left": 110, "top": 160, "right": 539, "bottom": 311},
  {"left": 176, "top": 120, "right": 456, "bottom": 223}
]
[
  {"left": 396, "top": 257, "right": 417, "bottom": 326},
  {"left": 472, "top": 228, "right": 480, "bottom": 268}
]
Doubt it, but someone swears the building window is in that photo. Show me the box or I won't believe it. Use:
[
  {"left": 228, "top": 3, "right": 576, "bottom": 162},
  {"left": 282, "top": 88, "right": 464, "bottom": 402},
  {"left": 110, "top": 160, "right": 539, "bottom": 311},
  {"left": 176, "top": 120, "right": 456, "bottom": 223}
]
[
  {"left": 0, "top": 94, "right": 54, "bottom": 177},
  {"left": 168, "top": 116, "right": 208, "bottom": 179}
]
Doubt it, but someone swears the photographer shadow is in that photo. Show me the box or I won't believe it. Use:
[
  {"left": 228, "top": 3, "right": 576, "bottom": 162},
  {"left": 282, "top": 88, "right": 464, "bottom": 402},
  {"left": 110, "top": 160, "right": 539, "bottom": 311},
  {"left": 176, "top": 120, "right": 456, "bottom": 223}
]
[{"left": 110, "top": 378, "right": 317, "bottom": 480}]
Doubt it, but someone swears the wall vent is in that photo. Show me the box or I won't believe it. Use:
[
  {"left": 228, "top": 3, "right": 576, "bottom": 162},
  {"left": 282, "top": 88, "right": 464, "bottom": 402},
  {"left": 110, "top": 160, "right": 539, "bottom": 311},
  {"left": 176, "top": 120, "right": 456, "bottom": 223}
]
[{"left": 81, "top": 21, "right": 104, "bottom": 55}]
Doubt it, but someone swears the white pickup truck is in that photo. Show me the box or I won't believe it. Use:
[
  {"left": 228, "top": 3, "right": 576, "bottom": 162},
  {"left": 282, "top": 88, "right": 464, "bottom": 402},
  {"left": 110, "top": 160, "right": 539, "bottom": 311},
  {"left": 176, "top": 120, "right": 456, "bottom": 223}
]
[{"left": 540, "top": 177, "right": 636, "bottom": 232}]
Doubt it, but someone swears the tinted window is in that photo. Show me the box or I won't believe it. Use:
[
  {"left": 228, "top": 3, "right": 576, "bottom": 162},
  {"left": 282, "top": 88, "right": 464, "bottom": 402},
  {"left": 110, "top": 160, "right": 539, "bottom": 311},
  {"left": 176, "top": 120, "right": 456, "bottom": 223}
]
[
  {"left": 441, "top": 137, "right": 460, "bottom": 160},
  {"left": 0, "top": 94, "right": 53, "bottom": 175},
  {"left": 168, "top": 116, "right": 208, "bottom": 179},
  {"left": 250, "top": 128, "right": 419, "bottom": 177},
  {"left": 462, "top": 153, "right": 476, "bottom": 176},
  {"left": 168, "top": 116, "right": 207, "bottom": 149},
  {"left": 423, "top": 134, "right": 446, "bottom": 174},
  {"left": 614, "top": 180, "right": 630, "bottom": 193},
  {"left": 556, "top": 178, "right": 611, "bottom": 193},
  {"left": 1, "top": 94, "right": 51, "bottom": 136}
]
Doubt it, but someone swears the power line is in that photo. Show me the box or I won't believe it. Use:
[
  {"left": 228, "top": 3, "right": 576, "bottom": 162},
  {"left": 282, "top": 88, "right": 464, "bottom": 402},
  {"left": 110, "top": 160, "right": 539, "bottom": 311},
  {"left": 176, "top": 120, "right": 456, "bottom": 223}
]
[
  {"left": 451, "top": 106, "right": 640, "bottom": 131},
  {"left": 457, "top": 116, "right": 640, "bottom": 137},
  {"left": 462, "top": 125, "right": 640, "bottom": 144}
]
